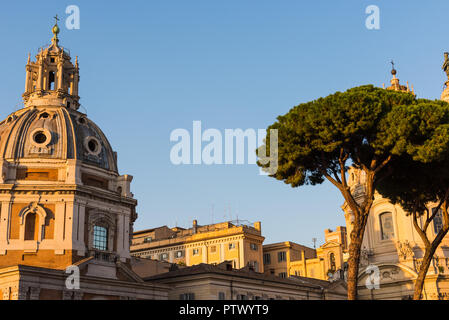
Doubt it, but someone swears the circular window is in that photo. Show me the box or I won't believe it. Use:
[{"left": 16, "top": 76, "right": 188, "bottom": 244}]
[
  {"left": 30, "top": 128, "right": 52, "bottom": 147},
  {"left": 84, "top": 136, "right": 102, "bottom": 156},
  {"left": 33, "top": 131, "right": 47, "bottom": 144},
  {"left": 78, "top": 117, "right": 87, "bottom": 125},
  {"left": 88, "top": 139, "right": 98, "bottom": 153}
]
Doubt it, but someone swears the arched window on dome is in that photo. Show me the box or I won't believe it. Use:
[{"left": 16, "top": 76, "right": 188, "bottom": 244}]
[{"left": 24, "top": 212, "right": 37, "bottom": 241}]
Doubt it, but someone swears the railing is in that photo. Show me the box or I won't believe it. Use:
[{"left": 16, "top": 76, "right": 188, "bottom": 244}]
[{"left": 89, "top": 250, "right": 118, "bottom": 263}]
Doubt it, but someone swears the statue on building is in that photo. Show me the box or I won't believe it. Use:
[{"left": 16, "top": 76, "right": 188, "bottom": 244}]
[{"left": 443, "top": 52, "right": 449, "bottom": 80}]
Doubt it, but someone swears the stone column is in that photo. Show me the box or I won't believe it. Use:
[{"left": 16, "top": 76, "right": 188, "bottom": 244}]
[
  {"left": 116, "top": 213, "right": 125, "bottom": 258},
  {"left": 0, "top": 201, "right": 11, "bottom": 254},
  {"left": 25, "top": 65, "right": 31, "bottom": 93},
  {"left": 73, "top": 70, "right": 79, "bottom": 96},
  {"left": 54, "top": 202, "right": 67, "bottom": 255},
  {"left": 37, "top": 60, "right": 44, "bottom": 91},
  {"left": 57, "top": 61, "right": 63, "bottom": 91},
  {"left": 76, "top": 202, "right": 86, "bottom": 256}
]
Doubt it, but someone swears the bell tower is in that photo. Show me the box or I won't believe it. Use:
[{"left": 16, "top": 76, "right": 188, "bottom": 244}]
[{"left": 22, "top": 15, "right": 80, "bottom": 110}]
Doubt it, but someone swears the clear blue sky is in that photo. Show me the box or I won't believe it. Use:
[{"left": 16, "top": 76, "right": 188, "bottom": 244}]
[{"left": 0, "top": 1, "right": 448, "bottom": 246}]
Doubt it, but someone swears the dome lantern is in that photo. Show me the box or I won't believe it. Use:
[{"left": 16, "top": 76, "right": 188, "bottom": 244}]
[{"left": 22, "top": 15, "right": 80, "bottom": 111}]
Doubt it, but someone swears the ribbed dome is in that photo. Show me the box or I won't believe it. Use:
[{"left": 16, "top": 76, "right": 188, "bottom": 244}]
[{"left": 0, "top": 106, "right": 118, "bottom": 173}]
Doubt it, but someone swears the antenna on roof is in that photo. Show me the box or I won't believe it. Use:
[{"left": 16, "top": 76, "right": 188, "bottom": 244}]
[
  {"left": 211, "top": 204, "right": 214, "bottom": 224},
  {"left": 312, "top": 238, "right": 317, "bottom": 249}
]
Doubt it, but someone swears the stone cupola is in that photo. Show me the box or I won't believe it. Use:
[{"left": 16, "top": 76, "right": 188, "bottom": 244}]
[{"left": 22, "top": 16, "right": 80, "bottom": 110}]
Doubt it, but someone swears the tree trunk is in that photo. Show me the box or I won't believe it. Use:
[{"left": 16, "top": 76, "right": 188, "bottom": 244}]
[
  {"left": 413, "top": 244, "right": 439, "bottom": 300},
  {"left": 346, "top": 224, "right": 364, "bottom": 300}
]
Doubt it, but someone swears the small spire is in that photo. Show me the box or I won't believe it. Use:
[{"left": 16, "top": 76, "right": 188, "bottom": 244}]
[
  {"left": 75, "top": 56, "right": 79, "bottom": 68},
  {"left": 385, "top": 60, "right": 415, "bottom": 95},
  {"left": 390, "top": 60, "right": 397, "bottom": 78},
  {"left": 51, "top": 14, "right": 60, "bottom": 46},
  {"left": 27, "top": 53, "right": 30, "bottom": 64},
  {"left": 443, "top": 52, "right": 449, "bottom": 82}
]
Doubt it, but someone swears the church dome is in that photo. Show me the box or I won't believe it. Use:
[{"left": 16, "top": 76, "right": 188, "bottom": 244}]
[
  {"left": 1, "top": 19, "right": 119, "bottom": 174},
  {"left": 0, "top": 106, "right": 118, "bottom": 173}
]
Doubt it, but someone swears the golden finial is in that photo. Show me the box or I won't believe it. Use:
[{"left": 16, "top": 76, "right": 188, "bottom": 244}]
[
  {"left": 390, "top": 60, "right": 397, "bottom": 77},
  {"left": 51, "top": 14, "right": 60, "bottom": 46}
]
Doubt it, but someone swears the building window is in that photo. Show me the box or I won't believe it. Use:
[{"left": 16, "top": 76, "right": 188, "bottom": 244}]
[
  {"left": 250, "top": 243, "right": 258, "bottom": 251},
  {"left": 24, "top": 213, "right": 37, "bottom": 241},
  {"left": 263, "top": 253, "right": 271, "bottom": 265},
  {"left": 160, "top": 253, "right": 168, "bottom": 261},
  {"left": 379, "top": 212, "right": 395, "bottom": 240},
  {"left": 218, "top": 292, "right": 225, "bottom": 300},
  {"left": 176, "top": 250, "right": 184, "bottom": 258},
  {"left": 210, "top": 246, "right": 217, "bottom": 253},
  {"left": 249, "top": 261, "right": 259, "bottom": 272},
  {"left": 278, "top": 251, "right": 287, "bottom": 262},
  {"left": 236, "top": 294, "right": 248, "bottom": 300},
  {"left": 48, "top": 71, "right": 55, "bottom": 90},
  {"left": 279, "top": 272, "right": 287, "bottom": 278},
  {"left": 229, "top": 243, "right": 236, "bottom": 250},
  {"left": 143, "top": 237, "right": 152, "bottom": 243},
  {"left": 329, "top": 252, "right": 336, "bottom": 271},
  {"left": 193, "top": 248, "right": 200, "bottom": 256},
  {"left": 433, "top": 208, "right": 444, "bottom": 234},
  {"left": 180, "top": 293, "right": 195, "bottom": 300},
  {"left": 93, "top": 225, "right": 108, "bottom": 251}
]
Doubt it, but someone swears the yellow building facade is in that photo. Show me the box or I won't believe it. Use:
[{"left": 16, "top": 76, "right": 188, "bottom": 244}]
[
  {"left": 263, "top": 227, "right": 348, "bottom": 281},
  {"left": 131, "top": 220, "right": 265, "bottom": 272}
]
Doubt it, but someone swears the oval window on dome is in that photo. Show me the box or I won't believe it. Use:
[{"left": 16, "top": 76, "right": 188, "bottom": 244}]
[
  {"left": 84, "top": 136, "right": 101, "bottom": 156},
  {"left": 88, "top": 139, "right": 98, "bottom": 153},
  {"left": 33, "top": 131, "right": 48, "bottom": 144},
  {"left": 30, "top": 128, "right": 51, "bottom": 148},
  {"left": 77, "top": 116, "right": 87, "bottom": 125},
  {"left": 39, "top": 112, "right": 49, "bottom": 119}
]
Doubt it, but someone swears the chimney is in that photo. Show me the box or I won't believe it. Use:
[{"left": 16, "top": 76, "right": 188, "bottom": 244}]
[
  {"left": 253, "top": 221, "right": 261, "bottom": 232},
  {"left": 193, "top": 220, "right": 198, "bottom": 234}
]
